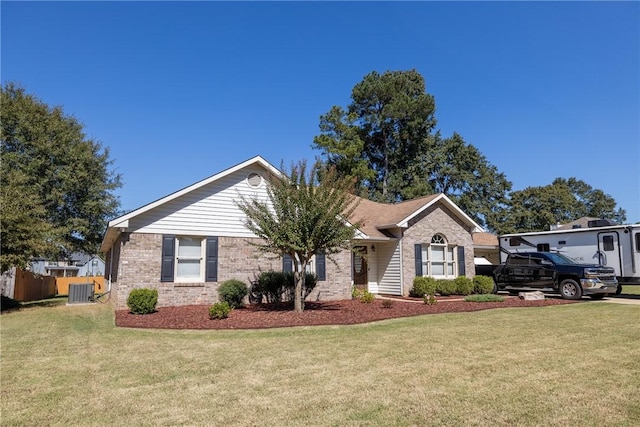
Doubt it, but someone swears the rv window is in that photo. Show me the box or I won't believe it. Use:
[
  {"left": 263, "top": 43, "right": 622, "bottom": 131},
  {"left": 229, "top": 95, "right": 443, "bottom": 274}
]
[
  {"left": 602, "top": 235, "right": 614, "bottom": 251},
  {"left": 509, "top": 238, "right": 520, "bottom": 247},
  {"left": 537, "top": 243, "right": 550, "bottom": 252},
  {"left": 635, "top": 233, "right": 640, "bottom": 252}
]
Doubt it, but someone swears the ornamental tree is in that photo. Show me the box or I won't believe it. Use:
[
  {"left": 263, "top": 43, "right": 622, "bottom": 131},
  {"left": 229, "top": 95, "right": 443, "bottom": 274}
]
[{"left": 236, "top": 161, "right": 361, "bottom": 312}]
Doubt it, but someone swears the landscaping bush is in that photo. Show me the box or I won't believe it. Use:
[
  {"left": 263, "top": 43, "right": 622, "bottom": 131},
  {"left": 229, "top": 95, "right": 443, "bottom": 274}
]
[
  {"left": 436, "top": 279, "right": 457, "bottom": 296},
  {"left": 126, "top": 288, "right": 158, "bottom": 314},
  {"left": 473, "top": 275, "right": 496, "bottom": 294},
  {"left": 254, "top": 271, "right": 317, "bottom": 305},
  {"left": 255, "top": 271, "right": 284, "bottom": 304},
  {"left": 423, "top": 294, "right": 437, "bottom": 305},
  {"left": 359, "top": 291, "right": 375, "bottom": 303},
  {"left": 283, "top": 272, "right": 317, "bottom": 302},
  {"left": 454, "top": 276, "right": 474, "bottom": 296},
  {"left": 209, "top": 301, "right": 232, "bottom": 319},
  {"left": 218, "top": 279, "right": 248, "bottom": 308},
  {"left": 410, "top": 276, "right": 437, "bottom": 298},
  {"left": 464, "top": 294, "right": 504, "bottom": 303}
]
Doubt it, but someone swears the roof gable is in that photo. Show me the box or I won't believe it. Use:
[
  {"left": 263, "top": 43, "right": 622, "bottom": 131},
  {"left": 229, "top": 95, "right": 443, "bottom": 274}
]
[
  {"left": 108, "top": 156, "right": 281, "bottom": 229},
  {"left": 352, "top": 193, "right": 483, "bottom": 240}
]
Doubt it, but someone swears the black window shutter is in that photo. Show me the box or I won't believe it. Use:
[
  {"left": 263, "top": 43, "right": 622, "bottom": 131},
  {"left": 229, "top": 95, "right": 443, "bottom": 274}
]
[
  {"left": 414, "top": 244, "right": 423, "bottom": 276},
  {"left": 205, "top": 237, "right": 218, "bottom": 282},
  {"left": 457, "top": 246, "right": 466, "bottom": 276},
  {"left": 161, "top": 235, "right": 175, "bottom": 282},
  {"left": 283, "top": 254, "right": 293, "bottom": 272},
  {"left": 316, "top": 251, "right": 326, "bottom": 281}
]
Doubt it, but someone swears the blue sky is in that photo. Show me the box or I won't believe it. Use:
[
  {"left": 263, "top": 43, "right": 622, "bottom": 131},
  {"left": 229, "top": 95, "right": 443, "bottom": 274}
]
[{"left": 2, "top": 1, "right": 639, "bottom": 224}]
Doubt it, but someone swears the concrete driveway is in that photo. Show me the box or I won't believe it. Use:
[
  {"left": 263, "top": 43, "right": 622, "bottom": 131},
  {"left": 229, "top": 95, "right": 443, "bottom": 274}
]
[{"left": 599, "top": 295, "right": 640, "bottom": 305}]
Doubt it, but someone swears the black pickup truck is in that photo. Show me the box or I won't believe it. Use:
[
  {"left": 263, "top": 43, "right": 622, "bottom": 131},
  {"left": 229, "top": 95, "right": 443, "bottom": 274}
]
[{"left": 492, "top": 252, "right": 618, "bottom": 300}]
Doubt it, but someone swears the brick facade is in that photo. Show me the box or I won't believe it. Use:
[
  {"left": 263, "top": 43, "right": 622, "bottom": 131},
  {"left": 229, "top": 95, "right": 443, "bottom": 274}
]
[
  {"left": 107, "top": 233, "right": 353, "bottom": 309},
  {"left": 401, "top": 204, "right": 475, "bottom": 296}
]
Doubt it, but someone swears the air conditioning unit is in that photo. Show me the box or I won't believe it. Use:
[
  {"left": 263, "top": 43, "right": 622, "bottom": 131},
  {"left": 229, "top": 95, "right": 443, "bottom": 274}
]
[{"left": 68, "top": 283, "right": 94, "bottom": 304}]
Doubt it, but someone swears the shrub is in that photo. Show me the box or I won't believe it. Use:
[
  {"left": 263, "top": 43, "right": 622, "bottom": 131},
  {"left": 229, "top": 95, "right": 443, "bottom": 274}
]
[
  {"left": 473, "top": 275, "right": 496, "bottom": 294},
  {"left": 454, "top": 276, "right": 474, "bottom": 296},
  {"left": 410, "top": 276, "right": 437, "bottom": 298},
  {"left": 464, "top": 294, "right": 504, "bottom": 303},
  {"left": 255, "top": 271, "right": 284, "bottom": 304},
  {"left": 360, "top": 291, "right": 375, "bottom": 303},
  {"left": 126, "top": 288, "right": 158, "bottom": 314},
  {"left": 381, "top": 299, "right": 393, "bottom": 309},
  {"left": 254, "top": 271, "right": 317, "bottom": 305},
  {"left": 283, "top": 272, "right": 317, "bottom": 302},
  {"left": 209, "top": 301, "right": 232, "bottom": 319},
  {"left": 352, "top": 288, "right": 364, "bottom": 299},
  {"left": 218, "top": 279, "right": 248, "bottom": 308},
  {"left": 436, "top": 279, "right": 457, "bottom": 296},
  {"left": 423, "top": 294, "right": 437, "bottom": 305}
]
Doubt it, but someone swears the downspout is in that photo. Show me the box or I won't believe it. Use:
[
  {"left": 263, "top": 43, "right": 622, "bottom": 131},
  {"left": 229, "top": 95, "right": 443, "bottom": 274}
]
[{"left": 108, "top": 241, "right": 114, "bottom": 292}]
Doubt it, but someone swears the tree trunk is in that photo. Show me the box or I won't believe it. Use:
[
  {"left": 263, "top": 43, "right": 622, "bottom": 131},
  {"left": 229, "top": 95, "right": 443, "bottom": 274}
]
[{"left": 293, "top": 264, "right": 307, "bottom": 312}]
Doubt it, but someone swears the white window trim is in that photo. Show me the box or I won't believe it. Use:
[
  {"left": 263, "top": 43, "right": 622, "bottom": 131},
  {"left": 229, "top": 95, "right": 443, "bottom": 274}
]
[
  {"left": 421, "top": 235, "right": 458, "bottom": 279},
  {"left": 174, "top": 236, "right": 205, "bottom": 283}
]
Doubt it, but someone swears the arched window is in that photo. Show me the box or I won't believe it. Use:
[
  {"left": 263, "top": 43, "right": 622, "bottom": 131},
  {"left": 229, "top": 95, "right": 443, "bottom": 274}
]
[{"left": 421, "top": 234, "right": 457, "bottom": 278}]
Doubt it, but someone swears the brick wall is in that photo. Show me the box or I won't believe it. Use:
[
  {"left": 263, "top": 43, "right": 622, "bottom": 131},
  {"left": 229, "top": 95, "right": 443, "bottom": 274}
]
[
  {"left": 401, "top": 204, "right": 474, "bottom": 296},
  {"left": 109, "top": 232, "right": 353, "bottom": 309}
]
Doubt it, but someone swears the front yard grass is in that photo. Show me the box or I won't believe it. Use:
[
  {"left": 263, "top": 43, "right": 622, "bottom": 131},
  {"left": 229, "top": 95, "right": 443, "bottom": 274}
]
[
  {"left": 621, "top": 285, "right": 640, "bottom": 295},
  {"left": 1, "top": 302, "right": 638, "bottom": 426}
]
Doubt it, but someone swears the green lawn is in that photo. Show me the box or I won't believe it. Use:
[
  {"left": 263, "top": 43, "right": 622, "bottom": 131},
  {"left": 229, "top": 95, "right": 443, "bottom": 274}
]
[
  {"left": 1, "top": 302, "right": 638, "bottom": 426},
  {"left": 621, "top": 285, "right": 640, "bottom": 295}
]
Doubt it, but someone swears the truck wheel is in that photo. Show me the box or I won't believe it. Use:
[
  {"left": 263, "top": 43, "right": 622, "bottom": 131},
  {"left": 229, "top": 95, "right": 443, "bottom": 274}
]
[
  {"left": 559, "top": 279, "right": 583, "bottom": 300},
  {"left": 491, "top": 278, "right": 498, "bottom": 294},
  {"left": 615, "top": 285, "right": 622, "bottom": 295}
]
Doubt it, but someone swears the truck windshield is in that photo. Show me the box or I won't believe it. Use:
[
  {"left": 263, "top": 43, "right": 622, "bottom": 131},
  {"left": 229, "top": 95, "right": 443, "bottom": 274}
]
[{"left": 543, "top": 253, "right": 576, "bottom": 265}]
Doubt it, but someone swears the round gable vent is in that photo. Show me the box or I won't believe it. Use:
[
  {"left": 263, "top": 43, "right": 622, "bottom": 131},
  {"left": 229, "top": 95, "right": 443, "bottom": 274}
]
[{"left": 247, "top": 172, "right": 263, "bottom": 188}]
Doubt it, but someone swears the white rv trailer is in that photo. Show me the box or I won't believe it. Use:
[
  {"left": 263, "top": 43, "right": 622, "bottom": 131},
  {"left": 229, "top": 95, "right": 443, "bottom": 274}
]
[{"left": 499, "top": 219, "right": 640, "bottom": 286}]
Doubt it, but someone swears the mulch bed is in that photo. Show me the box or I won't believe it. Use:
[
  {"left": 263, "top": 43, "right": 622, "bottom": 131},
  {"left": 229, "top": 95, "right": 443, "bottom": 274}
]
[{"left": 115, "top": 297, "right": 581, "bottom": 330}]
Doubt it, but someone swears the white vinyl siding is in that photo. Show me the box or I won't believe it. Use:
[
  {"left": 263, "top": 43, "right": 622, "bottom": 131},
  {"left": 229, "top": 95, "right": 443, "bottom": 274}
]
[
  {"left": 128, "top": 166, "right": 270, "bottom": 238},
  {"left": 377, "top": 242, "right": 402, "bottom": 295}
]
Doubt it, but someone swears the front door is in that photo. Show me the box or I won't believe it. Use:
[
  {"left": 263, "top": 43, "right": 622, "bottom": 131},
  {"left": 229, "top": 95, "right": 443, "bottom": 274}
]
[{"left": 353, "top": 246, "right": 368, "bottom": 291}]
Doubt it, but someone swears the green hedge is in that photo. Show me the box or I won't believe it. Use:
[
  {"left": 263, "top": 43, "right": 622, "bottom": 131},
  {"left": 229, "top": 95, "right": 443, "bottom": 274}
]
[
  {"left": 127, "top": 288, "right": 158, "bottom": 315},
  {"left": 218, "top": 279, "right": 248, "bottom": 308},
  {"left": 412, "top": 276, "right": 497, "bottom": 297},
  {"left": 473, "top": 275, "right": 496, "bottom": 294},
  {"left": 435, "top": 279, "right": 457, "bottom": 296},
  {"left": 209, "top": 301, "right": 232, "bottom": 319},
  {"left": 454, "top": 276, "right": 474, "bottom": 296},
  {"left": 254, "top": 271, "right": 317, "bottom": 304},
  {"left": 410, "top": 276, "right": 437, "bottom": 298}
]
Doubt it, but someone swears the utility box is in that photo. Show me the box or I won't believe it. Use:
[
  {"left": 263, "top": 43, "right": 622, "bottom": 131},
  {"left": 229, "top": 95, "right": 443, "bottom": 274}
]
[{"left": 68, "top": 283, "right": 94, "bottom": 304}]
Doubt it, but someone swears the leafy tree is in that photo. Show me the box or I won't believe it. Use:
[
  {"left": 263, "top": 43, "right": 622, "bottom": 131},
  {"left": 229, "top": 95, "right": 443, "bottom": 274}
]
[
  {"left": 1, "top": 83, "right": 121, "bottom": 271},
  {"left": 0, "top": 168, "right": 54, "bottom": 271},
  {"left": 496, "top": 178, "right": 626, "bottom": 234},
  {"left": 554, "top": 177, "right": 626, "bottom": 223},
  {"left": 236, "top": 161, "right": 361, "bottom": 312},
  {"left": 423, "top": 132, "right": 512, "bottom": 231},
  {"left": 313, "top": 69, "right": 436, "bottom": 202},
  {"left": 313, "top": 69, "right": 512, "bottom": 230}
]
